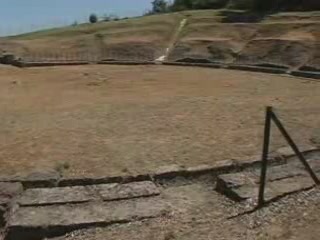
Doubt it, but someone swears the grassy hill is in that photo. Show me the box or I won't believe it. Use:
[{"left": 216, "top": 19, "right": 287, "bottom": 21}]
[
  {"left": 0, "top": 10, "right": 319, "bottom": 69},
  {"left": 0, "top": 13, "right": 184, "bottom": 61}
]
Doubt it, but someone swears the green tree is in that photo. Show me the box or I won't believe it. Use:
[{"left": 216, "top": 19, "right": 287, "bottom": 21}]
[
  {"left": 171, "top": 0, "right": 193, "bottom": 11},
  {"left": 89, "top": 13, "right": 98, "bottom": 23},
  {"left": 193, "top": 0, "right": 229, "bottom": 9},
  {"left": 171, "top": 0, "right": 228, "bottom": 11},
  {"left": 151, "top": 0, "right": 169, "bottom": 13}
]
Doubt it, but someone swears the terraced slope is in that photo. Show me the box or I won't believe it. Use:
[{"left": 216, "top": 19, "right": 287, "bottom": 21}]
[
  {"left": 169, "top": 11, "right": 320, "bottom": 70},
  {"left": 0, "top": 13, "right": 184, "bottom": 61},
  {"left": 0, "top": 10, "right": 319, "bottom": 69}
]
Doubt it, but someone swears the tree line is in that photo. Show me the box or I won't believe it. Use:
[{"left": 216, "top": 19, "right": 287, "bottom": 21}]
[{"left": 149, "top": 0, "right": 319, "bottom": 14}]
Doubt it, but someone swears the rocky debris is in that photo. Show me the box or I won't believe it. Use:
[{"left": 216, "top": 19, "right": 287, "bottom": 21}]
[
  {"left": 6, "top": 197, "right": 169, "bottom": 240},
  {"left": 18, "top": 181, "right": 160, "bottom": 207}
]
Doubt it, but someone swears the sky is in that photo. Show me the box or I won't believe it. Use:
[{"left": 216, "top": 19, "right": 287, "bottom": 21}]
[{"left": 0, "top": 0, "right": 153, "bottom": 36}]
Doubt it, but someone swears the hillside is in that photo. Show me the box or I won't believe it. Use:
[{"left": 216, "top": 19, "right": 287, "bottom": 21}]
[
  {"left": 171, "top": 10, "right": 320, "bottom": 69},
  {"left": 0, "top": 10, "right": 319, "bottom": 69},
  {"left": 0, "top": 13, "right": 184, "bottom": 61}
]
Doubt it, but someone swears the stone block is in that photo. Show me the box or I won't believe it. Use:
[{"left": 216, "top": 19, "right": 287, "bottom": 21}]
[
  {"left": 19, "top": 170, "right": 61, "bottom": 188},
  {"left": 276, "top": 145, "right": 317, "bottom": 158},
  {"left": 0, "top": 182, "right": 23, "bottom": 207},
  {"left": 18, "top": 181, "right": 160, "bottom": 206},
  {"left": 0, "top": 182, "right": 23, "bottom": 227},
  {"left": 154, "top": 165, "right": 186, "bottom": 179},
  {"left": 212, "top": 159, "right": 235, "bottom": 170},
  {"left": 265, "top": 176, "right": 315, "bottom": 201},
  {"left": 216, "top": 172, "right": 257, "bottom": 190},
  {"left": 228, "top": 64, "right": 287, "bottom": 74},
  {"left": 253, "top": 164, "right": 305, "bottom": 182},
  {"left": 6, "top": 198, "right": 169, "bottom": 240},
  {"left": 18, "top": 186, "right": 97, "bottom": 207},
  {"left": 58, "top": 176, "right": 123, "bottom": 187},
  {"left": 186, "top": 165, "right": 215, "bottom": 174},
  {"left": 291, "top": 70, "right": 320, "bottom": 80},
  {"left": 93, "top": 181, "right": 160, "bottom": 201},
  {"left": 220, "top": 174, "right": 315, "bottom": 202}
]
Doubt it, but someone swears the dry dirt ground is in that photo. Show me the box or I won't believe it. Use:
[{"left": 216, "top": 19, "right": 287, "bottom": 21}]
[{"left": 0, "top": 64, "right": 319, "bottom": 178}]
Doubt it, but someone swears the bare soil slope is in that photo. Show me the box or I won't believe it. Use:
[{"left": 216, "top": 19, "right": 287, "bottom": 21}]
[
  {"left": 0, "top": 13, "right": 183, "bottom": 61},
  {"left": 0, "top": 10, "right": 319, "bottom": 67},
  {"left": 170, "top": 11, "right": 320, "bottom": 69}
]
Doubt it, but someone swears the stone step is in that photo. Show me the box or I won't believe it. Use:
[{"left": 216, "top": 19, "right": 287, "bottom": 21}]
[
  {"left": 93, "top": 181, "right": 160, "bottom": 201},
  {"left": 6, "top": 197, "right": 168, "bottom": 240},
  {"left": 231, "top": 175, "right": 315, "bottom": 202},
  {"left": 0, "top": 183, "right": 23, "bottom": 227},
  {"left": 18, "top": 181, "right": 160, "bottom": 207},
  {"left": 216, "top": 157, "right": 320, "bottom": 202}
]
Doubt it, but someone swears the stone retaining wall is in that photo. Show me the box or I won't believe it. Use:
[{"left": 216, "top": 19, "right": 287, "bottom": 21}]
[
  {"left": 0, "top": 147, "right": 318, "bottom": 240},
  {"left": 291, "top": 70, "right": 320, "bottom": 79},
  {"left": 2, "top": 59, "right": 320, "bottom": 80}
]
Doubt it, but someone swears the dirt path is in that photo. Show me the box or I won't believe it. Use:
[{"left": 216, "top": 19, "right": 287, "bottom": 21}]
[{"left": 156, "top": 18, "right": 187, "bottom": 62}]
